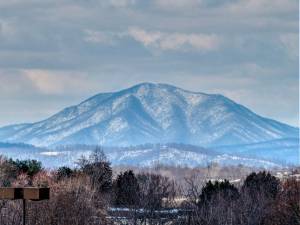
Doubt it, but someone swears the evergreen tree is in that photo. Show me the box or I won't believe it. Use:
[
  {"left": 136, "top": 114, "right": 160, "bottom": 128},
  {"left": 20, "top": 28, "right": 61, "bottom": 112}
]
[
  {"left": 199, "top": 180, "right": 239, "bottom": 206},
  {"left": 114, "top": 170, "right": 140, "bottom": 206},
  {"left": 9, "top": 159, "right": 42, "bottom": 177},
  {"left": 242, "top": 171, "right": 280, "bottom": 199}
]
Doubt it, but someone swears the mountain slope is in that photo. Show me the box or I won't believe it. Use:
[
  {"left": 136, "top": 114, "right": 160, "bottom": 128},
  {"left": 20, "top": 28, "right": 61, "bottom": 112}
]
[{"left": 0, "top": 83, "right": 298, "bottom": 147}]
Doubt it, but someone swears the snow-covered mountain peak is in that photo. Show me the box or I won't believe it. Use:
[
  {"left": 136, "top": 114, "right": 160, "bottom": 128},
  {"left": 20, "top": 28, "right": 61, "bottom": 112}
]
[{"left": 0, "top": 83, "right": 298, "bottom": 147}]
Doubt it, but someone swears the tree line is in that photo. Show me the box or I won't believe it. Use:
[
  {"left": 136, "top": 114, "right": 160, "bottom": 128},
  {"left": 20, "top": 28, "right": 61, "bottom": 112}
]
[{"left": 0, "top": 147, "right": 299, "bottom": 225}]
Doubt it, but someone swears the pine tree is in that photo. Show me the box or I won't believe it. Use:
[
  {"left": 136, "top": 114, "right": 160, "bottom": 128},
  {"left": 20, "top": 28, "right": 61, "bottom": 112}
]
[
  {"left": 242, "top": 171, "right": 280, "bottom": 199},
  {"left": 199, "top": 180, "right": 239, "bottom": 206},
  {"left": 114, "top": 170, "right": 140, "bottom": 206}
]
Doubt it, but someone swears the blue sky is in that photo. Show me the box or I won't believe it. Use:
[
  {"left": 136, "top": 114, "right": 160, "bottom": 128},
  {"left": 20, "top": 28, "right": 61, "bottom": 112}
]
[{"left": 0, "top": 0, "right": 298, "bottom": 127}]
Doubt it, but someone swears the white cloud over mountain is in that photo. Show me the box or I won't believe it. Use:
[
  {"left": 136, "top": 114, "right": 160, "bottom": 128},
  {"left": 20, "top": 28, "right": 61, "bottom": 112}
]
[{"left": 128, "top": 27, "right": 220, "bottom": 52}]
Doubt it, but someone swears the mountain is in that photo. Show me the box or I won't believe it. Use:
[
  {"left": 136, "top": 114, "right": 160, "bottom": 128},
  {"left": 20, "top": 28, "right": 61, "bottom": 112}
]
[{"left": 0, "top": 83, "right": 298, "bottom": 147}]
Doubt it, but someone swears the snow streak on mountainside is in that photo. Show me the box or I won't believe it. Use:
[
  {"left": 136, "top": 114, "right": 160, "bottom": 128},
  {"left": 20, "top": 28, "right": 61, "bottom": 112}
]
[{"left": 0, "top": 83, "right": 298, "bottom": 147}]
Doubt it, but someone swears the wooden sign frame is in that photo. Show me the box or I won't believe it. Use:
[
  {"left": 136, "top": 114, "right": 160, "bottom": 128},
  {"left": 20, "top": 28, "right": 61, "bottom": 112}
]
[
  {"left": 0, "top": 187, "right": 49, "bottom": 200},
  {"left": 0, "top": 187, "right": 50, "bottom": 225},
  {"left": 0, "top": 187, "right": 23, "bottom": 200}
]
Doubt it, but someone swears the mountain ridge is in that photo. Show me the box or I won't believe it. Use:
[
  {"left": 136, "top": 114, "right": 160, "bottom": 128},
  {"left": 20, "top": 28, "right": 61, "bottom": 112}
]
[{"left": 0, "top": 83, "right": 298, "bottom": 147}]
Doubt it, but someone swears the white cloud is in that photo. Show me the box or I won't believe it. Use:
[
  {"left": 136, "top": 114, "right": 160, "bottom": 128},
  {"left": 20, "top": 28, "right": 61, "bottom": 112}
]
[
  {"left": 23, "top": 70, "right": 90, "bottom": 95},
  {"left": 83, "top": 28, "right": 221, "bottom": 52},
  {"left": 21, "top": 69, "right": 131, "bottom": 96},
  {"left": 128, "top": 27, "right": 220, "bottom": 52},
  {"left": 128, "top": 28, "right": 162, "bottom": 46},
  {"left": 159, "top": 33, "right": 220, "bottom": 51},
  {"left": 23, "top": 70, "right": 67, "bottom": 94}
]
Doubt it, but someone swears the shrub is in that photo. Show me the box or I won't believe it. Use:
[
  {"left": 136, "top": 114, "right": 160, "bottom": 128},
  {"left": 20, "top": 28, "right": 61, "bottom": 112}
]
[
  {"left": 30, "top": 177, "right": 108, "bottom": 225},
  {"left": 0, "top": 156, "right": 18, "bottom": 186},
  {"left": 56, "top": 167, "right": 74, "bottom": 180},
  {"left": 137, "top": 173, "right": 176, "bottom": 210}
]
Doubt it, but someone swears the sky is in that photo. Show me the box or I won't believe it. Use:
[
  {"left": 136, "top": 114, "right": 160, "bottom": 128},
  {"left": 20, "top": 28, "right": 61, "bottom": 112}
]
[{"left": 0, "top": 0, "right": 298, "bottom": 127}]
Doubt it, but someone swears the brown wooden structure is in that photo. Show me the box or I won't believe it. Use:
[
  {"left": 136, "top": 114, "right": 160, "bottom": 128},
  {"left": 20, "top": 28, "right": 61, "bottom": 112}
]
[
  {"left": 0, "top": 187, "right": 23, "bottom": 200},
  {"left": 23, "top": 187, "right": 50, "bottom": 200},
  {"left": 0, "top": 187, "right": 50, "bottom": 225}
]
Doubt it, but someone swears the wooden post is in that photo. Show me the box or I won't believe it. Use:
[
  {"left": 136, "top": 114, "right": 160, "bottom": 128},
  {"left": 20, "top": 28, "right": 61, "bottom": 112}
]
[{"left": 23, "top": 199, "right": 26, "bottom": 225}]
